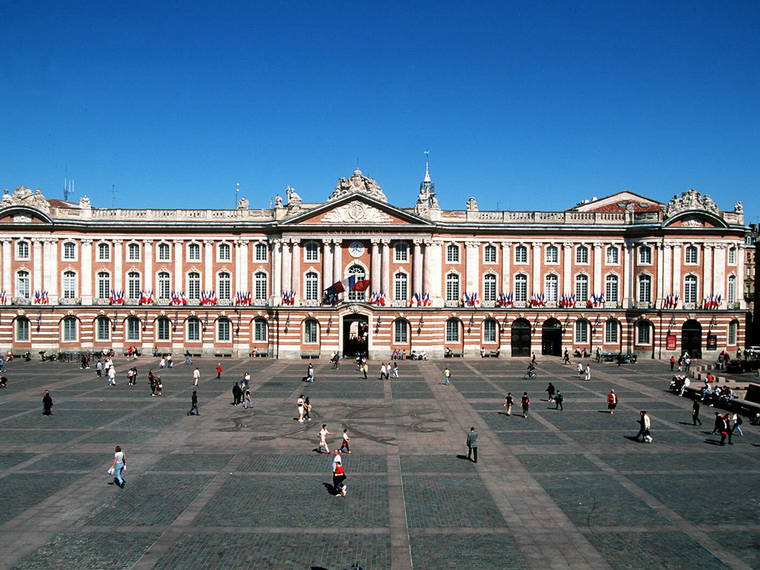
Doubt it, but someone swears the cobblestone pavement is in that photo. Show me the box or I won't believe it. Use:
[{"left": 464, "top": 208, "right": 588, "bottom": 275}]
[{"left": 0, "top": 355, "right": 758, "bottom": 569}]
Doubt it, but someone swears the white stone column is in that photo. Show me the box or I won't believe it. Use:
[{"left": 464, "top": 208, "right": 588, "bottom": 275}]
[
  {"left": 703, "top": 244, "right": 714, "bottom": 297},
  {"left": 737, "top": 244, "right": 746, "bottom": 309},
  {"left": 113, "top": 240, "right": 123, "bottom": 291},
  {"left": 465, "top": 241, "right": 479, "bottom": 294},
  {"left": 663, "top": 244, "right": 673, "bottom": 296},
  {"left": 562, "top": 244, "right": 572, "bottom": 294},
  {"left": 238, "top": 240, "right": 249, "bottom": 293},
  {"left": 592, "top": 244, "right": 602, "bottom": 296},
  {"left": 322, "top": 240, "right": 333, "bottom": 290},
  {"left": 413, "top": 239, "right": 424, "bottom": 295},
  {"left": 44, "top": 239, "right": 58, "bottom": 297},
  {"left": 532, "top": 243, "right": 542, "bottom": 294},
  {"left": 622, "top": 243, "right": 632, "bottom": 306},
  {"left": 32, "top": 239, "right": 44, "bottom": 293},
  {"left": 173, "top": 241, "right": 183, "bottom": 292},
  {"left": 81, "top": 239, "right": 93, "bottom": 302},
  {"left": 271, "top": 239, "right": 282, "bottom": 300},
  {"left": 672, "top": 244, "right": 682, "bottom": 296},
  {"left": 656, "top": 243, "right": 664, "bottom": 304},
  {"left": 291, "top": 239, "right": 301, "bottom": 298},
  {"left": 501, "top": 242, "right": 511, "bottom": 294},
  {"left": 423, "top": 240, "right": 433, "bottom": 295},
  {"left": 333, "top": 240, "right": 343, "bottom": 285},
  {"left": 0, "top": 239, "right": 10, "bottom": 295},
  {"left": 203, "top": 240, "right": 213, "bottom": 290},
  {"left": 713, "top": 245, "right": 726, "bottom": 300},
  {"left": 144, "top": 240, "right": 154, "bottom": 292},
  {"left": 371, "top": 239, "right": 381, "bottom": 293},
  {"left": 381, "top": 239, "right": 391, "bottom": 297}
]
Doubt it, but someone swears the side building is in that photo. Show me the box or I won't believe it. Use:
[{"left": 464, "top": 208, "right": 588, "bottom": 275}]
[{"left": 0, "top": 168, "right": 748, "bottom": 359}]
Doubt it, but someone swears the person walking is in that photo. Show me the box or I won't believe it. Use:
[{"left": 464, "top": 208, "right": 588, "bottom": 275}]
[
  {"left": 718, "top": 414, "right": 731, "bottom": 445},
  {"left": 339, "top": 428, "right": 351, "bottom": 454},
  {"left": 562, "top": 349, "right": 570, "bottom": 364},
  {"left": 187, "top": 390, "right": 200, "bottom": 415},
  {"left": 155, "top": 375, "right": 163, "bottom": 396},
  {"left": 332, "top": 452, "right": 347, "bottom": 496},
  {"left": 362, "top": 362, "right": 369, "bottom": 379},
  {"left": 108, "top": 446, "right": 126, "bottom": 488},
  {"left": 576, "top": 362, "right": 583, "bottom": 376},
  {"left": 443, "top": 366, "right": 451, "bottom": 385},
  {"left": 167, "top": 354, "right": 173, "bottom": 368},
  {"left": 379, "top": 363, "right": 388, "bottom": 380},
  {"left": 159, "top": 356, "right": 166, "bottom": 369},
  {"left": 242, "top": 389, "right": 252, "bottom": 410},
  {"left": 303, "top": 396, "right": 312, "bottom": 421},
  {"left": 584, "top": 365, "right": 591, "bottom": 381},
  {"left": 545, "top": 382, "right": 556, "bottom": 402},
  {"left": 231, "top": 382, "right": 242, "bottom": 406},
  {"left": 554, "top": 390, "right": 564, "bottom": 411},
  {"left": 731, "top": 412, "right": 744, "bottom": 436},
  {"left": 148, "top": 370, "right": 157, "bottom": 396},
  {"left": 670, "top": 355, "right": 676, "bottom": 371},
  {"left": 215, "top": 362, "right": 223, "bottom": 379},
  {"left": 504, "top": 393, "right": 514, "bottom": 416},
  {"left": 635, "top": 410, "right": 652, "bottom": 442},
  {"left": 466, "top": 427, "right": 478, "bottom": 463},
  {"left": 691, "top": 400, "right": 702, "bottom": 426},
  {"left": 192, "top": 367, "right": 201, "bottom": 387},
  {"left": 42, "top": 390, "right": 53, "bottom": 416},
  {"left": 391, "top": 362, "right": 399, "bottom": 378},
  {"left": 107, "top": 365, "right": 117, "bottom": 386},
  {"left": 296, "top": 394, "right": 305, "bottom": 422},
  {"left": 318, "top": 424, "right": 332, "bottom": 453},
  {"left": 607, "top": 390, "right": 618, "bottom": 415},
  {"left": 242, "top": 371, "right": 251, "bottom": 390},
  {"left": 521, "top": 392, "right": 530, "bottom": 418}
]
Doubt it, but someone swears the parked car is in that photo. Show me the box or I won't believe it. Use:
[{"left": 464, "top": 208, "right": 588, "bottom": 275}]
[
  {"left": 725, "top": 359, "right": 747, "bottom": 373},
  {"left": 616, "top": 352, "right": 637, "bottom": 364}
]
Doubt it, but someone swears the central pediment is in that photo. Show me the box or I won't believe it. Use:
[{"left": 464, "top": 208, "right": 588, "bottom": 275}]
[{"left": 282, "top": 194, "right": 430, "bottom": 226}]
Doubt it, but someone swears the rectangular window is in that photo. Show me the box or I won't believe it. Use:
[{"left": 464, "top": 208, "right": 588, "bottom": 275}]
[
  {"left": 158, "top": 243, "right": 170, "bottom": 261},
  {"left": 446, "top": 320, "right": 459, "bottom": 342},
  {"left": 157, "top": 319, "right": 170, "bottom": 341},
  {"left": 63, "top": 242, "right": 76, "bottom": 260},
  {"left": 446, "top": 245, "right": 459, "bottom": 263},
  {"left": 483, "top": 320, "right": 496, "bottom": 342},
  {"left": 305, "top": 242, "right": 319, "bottom": 262},
  {"left": 62, "top": 273, "right": 77, "bottom": 299},
  {"left": 484, "top": 245, "right": 497, "bottom": 263},
  {"left": 254, "top": 320, "right": 267, "bottom": 341},
  {"left": 728, "top": 248, "right": 737, "bottom": 265},
  {"left": 97, "top": 319, "right": 110, "bottom": 341},
  {"left": 605, "top": 321, "right": 618, "bottom": 343},
  {"left": 255, "top": 243, "right": 268, "bottom": 261},
  {"left": 728, "top": 322, "right": 737, "bottom": 345},
  {"left": 637, "top": 323, "right": 651, "bottom": 345},
  {"left": 545, "top": 246, "right": 558, "bottom": 264},
  {"left": 127, "top": 319, "right": 140, "bottom": 341},
  {"left": 63, "top": 319, "right": 77, "bottom": 341},
  {"left": 16, "top": 319, "right": 29, "bottom": 341},
  {"left": 575, "top": 321, "right": 588, "bottom": 343},
  {"left": 218, "top": 320, "right": 230, "bottom": 341},
  {"left": 446, "top": 276, "right": 459, "bottom": 302},
  {"left": 395, "top": 243, "right": 408, "bottom": 262},
  {"left": 639, "top": 277, "right": 651, "bottom": 302},
  {"left": 483, "top": 276, "right": 497, "bottom": 301},
  {"left": 304, "top": 321, "right": 318, "bottom": 343},
  {"left": 515, "top": 246, "right": 528, "bottom": 264},
  {"left": 187, "top": 319, "right": 200, "bottom": 341},
  {"left": 394, "top": 321, "right": 408, "bottom": 343}
]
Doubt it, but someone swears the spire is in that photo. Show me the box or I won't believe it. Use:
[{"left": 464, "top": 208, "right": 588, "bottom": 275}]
[
  {"left": 423, "top": 150, "right": 431, "bottom": 183},
  {"left": 416, "top": 150, "right": 439, "bottom": 215}
]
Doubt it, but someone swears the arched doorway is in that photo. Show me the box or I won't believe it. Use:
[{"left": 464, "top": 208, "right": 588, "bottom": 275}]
[
  {"left": 542, "top": 318, "right": 562, "bottom": 356},
  {"left": 511, "top": 318, "right": 531, "bottom": 357},
  {"left": 682, "top": 319, "right": 702, "bottom": 358},
  {"left": 343, "top": 314, "right": 369, "bottom": 357}
]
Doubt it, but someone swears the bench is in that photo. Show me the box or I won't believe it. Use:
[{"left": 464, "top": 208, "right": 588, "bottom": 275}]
[
  {"left": 214, "top": 352, "right": 233, "bottom": 358},
  {"left": 301, "top": 350, "right": 321, "bottom": 359},
  {"left": 249, "top": 351, "right": 269, "bottom": 358},
  {"left": 481, "top": 349, "right": 500, "bottom": 358},
  {"left": 730, "top": 398, "right": 760, "bottom": 416},
  {"left": 444, "top": 351, "right": 464, "bottom": 358}
]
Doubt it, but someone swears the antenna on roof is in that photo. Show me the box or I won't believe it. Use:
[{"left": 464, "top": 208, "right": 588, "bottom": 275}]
[
  {"left": 235, "top": 182, "right": 240, "bottom": 208},
  {"left": 112, "top": 184, "right": 116, "bottom": 208},
  {"left": 63, "top": 178, "right": 72, "bottom": 201}
]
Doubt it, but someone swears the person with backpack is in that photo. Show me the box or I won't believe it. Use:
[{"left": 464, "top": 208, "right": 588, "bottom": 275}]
[
  {"left": 521, "top": 392, "right": 531, "bottom": 418},
  {"left": 554, "top": 390, "right": 564, "bottom": 411},
  {"left": 332, "top": 451, "right": 347, "bottom": 496}
]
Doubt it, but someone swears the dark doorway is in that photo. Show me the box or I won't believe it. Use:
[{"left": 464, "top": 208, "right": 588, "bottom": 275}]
[
  {"left": 343, "top": 314, "right": 369, "bottom": 358},
  {"left": 542, "top": 318, "right": 562, "bottom": 356},
  {"left": 682, "top": 319, "right": 702, "bottom": 358},
  {"left": 511, "top": 318, "right": 532, "bottom": 357}
]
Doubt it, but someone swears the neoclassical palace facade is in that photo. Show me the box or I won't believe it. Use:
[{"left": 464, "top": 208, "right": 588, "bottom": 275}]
[{"left": 0, "top": 168, "right": 748, "bottom": 359}]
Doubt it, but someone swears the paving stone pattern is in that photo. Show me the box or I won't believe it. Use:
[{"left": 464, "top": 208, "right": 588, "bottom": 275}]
[{"left": 0, "top": 357, "right": 758, "bottom": 568}]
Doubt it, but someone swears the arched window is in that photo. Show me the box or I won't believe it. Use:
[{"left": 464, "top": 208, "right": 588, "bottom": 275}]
[
  {"left": 218, "top": 243, "right": 231, "bottom": 261},
  {"left": 483, "top": 319, "right": 497, "bottom": 343},
  {"left": 395, "top": 242, "right": 409, "bottom": 262},
  {"left": 127, "top": 243, "right": 140, "bottom": 261},
  {"left": 483, "top": 274, "right": 497, "bottom": 301},
  {"left": 126, "top": 316, "right": 140, "bottom": 341},
  {"left": 515, "top": 245, "right": 528, "bottom": 264},
  {"left": 304, "top": 319, "right": 319, "bottom": 343},
  {"left": 217, "top": 318, "right": 231, "bottom": 341},
  {"left": 255, "top": 243, "right": 268, "bottom": 261},
  {"left": 217, "top": 271, "right": 231, "bottom": 300},
  {"left": 636, "top": 320, "right": 651, "bottom": 344},
  {"left": 97, "top": 271, "right": 110, "bottom": 299},
  {"left": 157, "top": 271, "right": 171, "bottom": 300},
  {"left": 728, "top": 247, "right": 737, "bottom": 265},
  {"left": 638, "top": 275, "right": 652, "bottom": 303},
  {"left": 446, "top": 244, "right": 460, "bottom": 263},
  {"left": 62, "top": 271, "right": 77, "bottom": 299},
  {"left": 156, "top": 317, "right": 170, "bottom": 341},
  {"left": 545, "top": 274, "right": 558, "bottom": 302},
  {"left": 394, "top": 272, "right": 408, "bottom": 301},
  {"left": 16, "top": 240, "right": 29, "bottom": 259},
  {"left": 445, "top": 273, "right": 460, "bottom": 302},
  {"left": 484, "top": 244, "right": 497, "bottom": 263},
  {"left": 16, "top": 317, "right": 30, "bottom": 341},
  {"left": 97, "top": 242, "right": 110, "bottom": 261},
  {"left": 62, "top": 242, "right": 76, "bottom": 260},
  {"left": 62, "top": 316, "right": 77, "bottom": 341},
  {"left": 305, "top": 272, "right": 318, "bottom": 301},
  {"left": 16, "top": 270, "right": 30, "bottom": 299},
  {"left": 347, "top": 265, "right": 366, "bottom": 301},
  {"left": 639, "top": 245, "right": 652, "bottom": 264},
  {"left": 446, "top": 318, "right": 460, "bottom": 342},
  {"left": 394, "top": 319, "right": 409, "bottom": 343},
  {"left": 96, "top": 316, "right": 110, "bottom": 341},
  {"left": 187, "top": 272, "right": 201, "bottom": 300},
  {"left": 157, "top": 243, "right": 170, "bottom": 261},
  {"left": 605, "top": 319, "right": 619, "bottom": 343},
  {"left": 127, "top": 271, "right": 140, "bottom": 300},
  {"left": 606, "top": 246, "right": 619, "bottom": 264},
  {"left": 727, "top": 275, "right": 736, "bottom": 304},
  {"left": 728, "top": 320, "right": 738, "bottom": 345},
  {"left": 575, "top": 319, "right": 589, "bottom": 343},
  {"left": 576, "top": 245, "right": 589, "bottom": 264},
  {"left": 254, "top": 271, "right": 268, "bottom": 301},
  {"left": 575, "top": 274, "right": 589, "bottom": 302},
  {"left": 684, "top": 245, "right": 698, "bottom": 264},
  {"left": 684, "top": 275, "right": 698, "bottom": 303},
  {"left": 188, "top": 243, "right": 201, "bottom": 261},
  {"left": 186, "top": 317, "right": 201, "bottom": 341},
  {"left": 305, "top": 241, "right": 319, "bottom": 262},
  {"left": 253, "top": 318, "right": 267, "bottom": 341},
  {"left": 514, "top": 274, "right": 528, "bottom": 302},
  {"left": 545, "top": 245, "right": 558, "bottom": 264},
  {"left": 605, "top": 274, "right": 619, "bottom": 302}
]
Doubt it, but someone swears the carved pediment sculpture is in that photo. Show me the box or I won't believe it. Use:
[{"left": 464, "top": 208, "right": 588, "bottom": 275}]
[
  {"left": 665, "top": 189, "right": 719, "bottom": 218},
  {"left": 328, "top": 169, "right": 387, "bottom": 203},
  {"left": 3, "top": 186, "right": 51, "bottom": 213},
  {"left": 321, "top": 201, "right": 393, "bottom": 224},
  {"left": 285, "top": 186, "right": 303, "bottom": 213},
  {"left": 466, "top": 197, "right": 479, "bottom": 211}
]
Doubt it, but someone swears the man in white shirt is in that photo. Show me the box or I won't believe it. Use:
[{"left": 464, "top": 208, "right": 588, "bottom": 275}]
[{"left": 192, "top": 367, "right": 201, "bottom": 386}]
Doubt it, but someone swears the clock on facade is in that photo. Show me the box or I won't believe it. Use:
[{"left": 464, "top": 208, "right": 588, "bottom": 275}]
[{"left": 348, "top": 241, "right": 365, "bottom": 257}]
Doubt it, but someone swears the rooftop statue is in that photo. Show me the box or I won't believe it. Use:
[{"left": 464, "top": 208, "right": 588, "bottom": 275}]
[
  {"left": 665, "top": 189, "right": 719, "bottom": 218},
  {"left": 1, "top": 186, "right": 51, "bottom": 213},
  {"left": 328, "top": 169, "right": 387, "bottom": 202}
]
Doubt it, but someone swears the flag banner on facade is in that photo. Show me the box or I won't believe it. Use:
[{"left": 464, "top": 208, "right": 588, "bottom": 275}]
[
  {"left": 235, "top": 291, "right": 252, "bottom": 305},
  {"left": 496, "top": 293, "right": 513, "bottom": 307},
  {"left": 109, "top": 290, "right": 125, "bottom": 305},
  {"left": 170, "top": 291, "right": 188, "bottom": 306},
  {"left": 139, "top": 290, "right": 154, "bottom": 305},
  {"left": 0, "top": 290, "right": 6, "bottom": 304},
  {"left": 369, "top": 291, "right": 386, "bottom": 306},
  {"left": 560, "top": 294, "right": 576, "bottom": 308},
  {"left": 703, "top": 294, "right": 721, "bottom": 310},
  {"left": 325, "top": 275, "right": 371, "bottom": 296},
  {"left": 463, "top": 292, "right": 480, "bottom": 307},
  {"left": 322, "top": 291, "right": 339, "bottom": 305},
  {"left": 33, "top": 290, "right": 49, "bottom": 304},
  {"left": 282, "top": 290, "right": 295, "bottom": 305},
  {"left": 530, "top": 293, "right": 546, "bottom": 307},
  {"left": 588, "top": 293, "right": 604, "bottom": 307},
  {"left": 663, "top": 294, "right": 679, "bottom": 309},
  {"left": 200, "top": 290, "right": 218, "bottom": 305}
]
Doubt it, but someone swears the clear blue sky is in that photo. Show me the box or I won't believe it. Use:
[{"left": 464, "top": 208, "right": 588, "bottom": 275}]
[{"left": 1, "top": 2, "right": 758, "bottom": 222}]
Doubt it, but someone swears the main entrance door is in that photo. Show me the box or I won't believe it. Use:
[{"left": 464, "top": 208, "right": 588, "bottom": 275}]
[
  {"left": 542, "top": 318, "right": 562, "bottom": 356},
  {"left": 343, "top": 315, "right": 369, "bottom": 358},
  {"left": 682, "top": 319, "right": 702, "bottom": 358},
  {"left": 511, "top": 318, "right": 532, "bottom": 357}
]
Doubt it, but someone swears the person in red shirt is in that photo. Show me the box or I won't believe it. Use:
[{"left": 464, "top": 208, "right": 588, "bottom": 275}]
[
  {"left": 332, "top": 452, "right": 347, "bottom": 496},
  {"left": 521, "top": 392, "right": 530, "bottom": 418},
  {"left": 607, "top": 390, "right": 618, "bottom": 415},
  {"left": 215, "top": 363, "right": 223, "bottom": 379}
]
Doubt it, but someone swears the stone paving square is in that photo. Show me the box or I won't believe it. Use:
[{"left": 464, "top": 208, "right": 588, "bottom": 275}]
[{"left": 1, "top": 357, "right": 758, "bottom": 569}]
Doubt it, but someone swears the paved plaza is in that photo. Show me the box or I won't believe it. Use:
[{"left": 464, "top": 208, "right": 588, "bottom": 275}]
[{"left": 0, "top": 355, "right": 758, "bottom": 569}]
